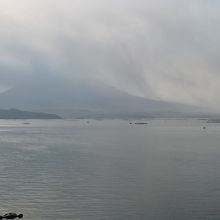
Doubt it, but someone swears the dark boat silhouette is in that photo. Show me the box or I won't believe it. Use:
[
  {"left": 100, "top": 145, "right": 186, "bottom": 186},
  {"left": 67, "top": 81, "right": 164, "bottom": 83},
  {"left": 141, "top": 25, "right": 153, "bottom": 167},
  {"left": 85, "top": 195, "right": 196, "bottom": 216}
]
[{"left": 134, "top": 122, "right": 148, "bottom": 125}]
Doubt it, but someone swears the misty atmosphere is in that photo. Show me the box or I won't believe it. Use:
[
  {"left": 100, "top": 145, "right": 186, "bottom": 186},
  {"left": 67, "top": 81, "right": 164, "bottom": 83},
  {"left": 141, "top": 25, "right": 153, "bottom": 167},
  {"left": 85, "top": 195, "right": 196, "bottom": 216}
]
[
  {"left": 0, "top": 1, "right": 220, "bottom": 220},
  {"left": 0, "top": 0, "right": 220, "bottom": 117}
]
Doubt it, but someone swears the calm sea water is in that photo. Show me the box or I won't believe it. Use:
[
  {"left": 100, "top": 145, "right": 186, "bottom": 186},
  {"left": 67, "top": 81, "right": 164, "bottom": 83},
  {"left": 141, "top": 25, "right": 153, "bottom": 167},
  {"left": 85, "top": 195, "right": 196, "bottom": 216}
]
[{"left": 0, "top": 119, "right": 219, "bottom": 220}]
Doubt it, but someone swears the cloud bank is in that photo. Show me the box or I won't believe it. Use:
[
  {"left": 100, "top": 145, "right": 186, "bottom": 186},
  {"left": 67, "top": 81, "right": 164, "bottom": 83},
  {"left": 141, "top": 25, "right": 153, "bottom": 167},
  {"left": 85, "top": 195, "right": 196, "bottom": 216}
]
[{"left": 0, "top": 0, "right": 220, "bottom": 109}]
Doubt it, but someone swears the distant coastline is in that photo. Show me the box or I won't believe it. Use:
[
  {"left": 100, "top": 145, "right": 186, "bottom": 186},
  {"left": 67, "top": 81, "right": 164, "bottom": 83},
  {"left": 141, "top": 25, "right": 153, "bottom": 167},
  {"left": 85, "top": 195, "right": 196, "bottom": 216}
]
[{"left": 0, "top": 108, "right": 61, "bottom": 119}]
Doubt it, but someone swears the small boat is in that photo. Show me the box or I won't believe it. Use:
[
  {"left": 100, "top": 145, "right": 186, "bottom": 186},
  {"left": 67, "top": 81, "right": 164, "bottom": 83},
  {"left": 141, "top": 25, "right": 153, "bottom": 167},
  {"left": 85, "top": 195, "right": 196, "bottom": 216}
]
[
  {"left": 134, "top": 122, "right": 148, "bottom": 125},
  {"left": 23, "top": 122, "right": 30, "bottom": 125}
]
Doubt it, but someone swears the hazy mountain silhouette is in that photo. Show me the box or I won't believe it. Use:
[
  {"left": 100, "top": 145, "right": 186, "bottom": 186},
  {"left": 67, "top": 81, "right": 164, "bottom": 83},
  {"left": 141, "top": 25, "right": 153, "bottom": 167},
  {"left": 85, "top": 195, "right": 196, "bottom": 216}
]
[
  {"left": 0, "top": 74, "right": 205, "bottom": 118},
  {"left": 0, "top": 108, "right": 61, "bottom": 119}
]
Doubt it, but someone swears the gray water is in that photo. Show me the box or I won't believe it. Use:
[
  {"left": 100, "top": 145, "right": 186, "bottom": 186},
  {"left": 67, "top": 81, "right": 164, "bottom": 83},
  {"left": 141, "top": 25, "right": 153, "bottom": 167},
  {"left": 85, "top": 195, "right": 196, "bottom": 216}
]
[{"left": 0, "top": 119, "right": 219, "bottom": 220}]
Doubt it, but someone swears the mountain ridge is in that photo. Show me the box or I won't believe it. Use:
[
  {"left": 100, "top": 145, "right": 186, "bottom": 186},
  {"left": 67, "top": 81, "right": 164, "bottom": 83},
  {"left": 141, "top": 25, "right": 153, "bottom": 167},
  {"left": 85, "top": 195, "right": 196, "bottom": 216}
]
[
  {"left": 0, "top": 108, "right": 61, "bottom": 119},
  {"left": 0, "top": 75, "right": 210, "bottom": 118}
]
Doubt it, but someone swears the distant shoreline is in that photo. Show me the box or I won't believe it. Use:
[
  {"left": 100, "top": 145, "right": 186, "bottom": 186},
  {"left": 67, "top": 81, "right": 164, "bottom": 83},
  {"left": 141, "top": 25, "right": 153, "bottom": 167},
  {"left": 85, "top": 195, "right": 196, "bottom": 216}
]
[{"left": 0, "top": 108, "right": 61, "bottom": 119}]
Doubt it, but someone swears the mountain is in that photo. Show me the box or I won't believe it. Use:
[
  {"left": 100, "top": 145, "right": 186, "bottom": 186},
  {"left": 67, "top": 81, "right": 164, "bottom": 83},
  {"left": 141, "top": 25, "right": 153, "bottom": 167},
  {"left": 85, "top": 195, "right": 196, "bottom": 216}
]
[
  {"left": 0, "top": 108, "right": 61, "bottom": 119},
  {"left": 0, "top": 74, "right": 208, "bottom": 118}
]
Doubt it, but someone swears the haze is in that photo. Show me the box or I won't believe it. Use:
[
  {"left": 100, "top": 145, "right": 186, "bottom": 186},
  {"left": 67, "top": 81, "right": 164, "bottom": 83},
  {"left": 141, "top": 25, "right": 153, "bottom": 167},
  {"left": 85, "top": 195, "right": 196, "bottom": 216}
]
[{"left": 0, "top": 0, "right": 219, "bottom": 111}]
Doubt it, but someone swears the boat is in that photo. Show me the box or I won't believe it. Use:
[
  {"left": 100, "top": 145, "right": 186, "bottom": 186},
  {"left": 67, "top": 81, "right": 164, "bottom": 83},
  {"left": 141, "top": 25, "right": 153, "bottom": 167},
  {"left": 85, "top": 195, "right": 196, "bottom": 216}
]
[
  {"left": 134, "top": 122, "right": 148, "bottom": 125},
  {"left": 23, "top": 122, "right": 31, "bottom": 125}
]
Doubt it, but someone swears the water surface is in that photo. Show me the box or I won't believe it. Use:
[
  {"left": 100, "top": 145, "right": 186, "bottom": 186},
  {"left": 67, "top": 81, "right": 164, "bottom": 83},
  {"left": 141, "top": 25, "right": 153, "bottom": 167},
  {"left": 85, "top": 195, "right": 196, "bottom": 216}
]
[{"left": 0, "top": 119, "right": 219, "bottom": 220}]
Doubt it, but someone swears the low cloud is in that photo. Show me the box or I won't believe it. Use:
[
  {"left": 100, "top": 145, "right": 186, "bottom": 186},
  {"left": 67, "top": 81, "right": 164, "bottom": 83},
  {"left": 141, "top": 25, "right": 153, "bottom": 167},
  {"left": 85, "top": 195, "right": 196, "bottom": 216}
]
[{"left": 0, "top": 0, "right": 220, "bottom": 109}]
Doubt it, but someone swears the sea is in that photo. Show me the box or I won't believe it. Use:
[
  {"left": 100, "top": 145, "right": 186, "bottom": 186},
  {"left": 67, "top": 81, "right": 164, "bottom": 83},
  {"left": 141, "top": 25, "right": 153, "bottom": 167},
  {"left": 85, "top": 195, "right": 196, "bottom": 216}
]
[{"left": 0, "top": 119, "right": 219, "bottom": 220}]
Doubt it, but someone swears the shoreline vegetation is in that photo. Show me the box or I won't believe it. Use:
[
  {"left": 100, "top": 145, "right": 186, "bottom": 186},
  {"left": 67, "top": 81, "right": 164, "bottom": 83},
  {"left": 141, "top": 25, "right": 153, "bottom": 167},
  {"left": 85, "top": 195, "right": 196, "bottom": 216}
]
[
  {"left": 1, "top": 108, "right": 220, "bottom": 121},
  {"left": 0, "top": 108, "right": 61, "bottom": 119}
]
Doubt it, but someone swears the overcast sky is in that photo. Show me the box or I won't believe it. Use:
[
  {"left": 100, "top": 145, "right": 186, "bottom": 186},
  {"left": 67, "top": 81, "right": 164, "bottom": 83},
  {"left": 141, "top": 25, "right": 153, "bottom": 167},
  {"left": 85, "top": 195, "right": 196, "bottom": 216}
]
[{"left": 0, "top": 0, "right": 219, "bottom": 109}]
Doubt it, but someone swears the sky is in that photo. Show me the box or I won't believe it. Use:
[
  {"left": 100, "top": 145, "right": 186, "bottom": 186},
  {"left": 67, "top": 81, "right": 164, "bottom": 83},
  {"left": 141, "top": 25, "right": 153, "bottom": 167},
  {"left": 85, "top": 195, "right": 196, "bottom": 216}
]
[{"left": 0, "top": 0, "right": 220, "bottom": 109}]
